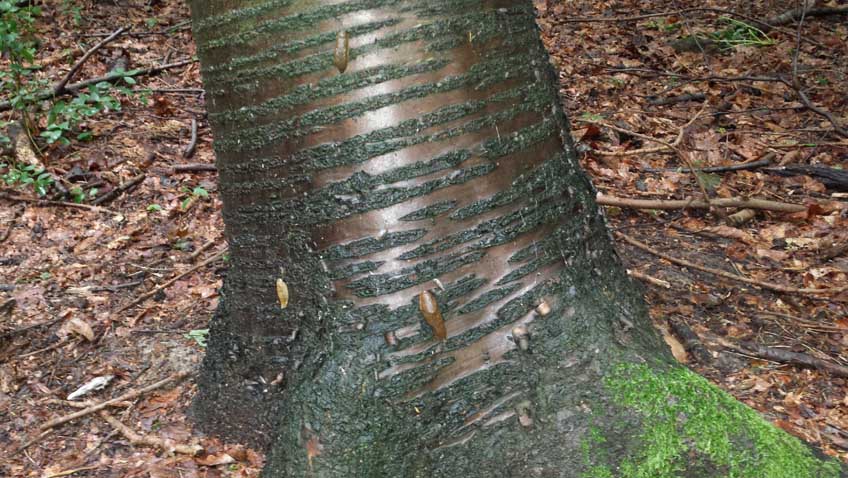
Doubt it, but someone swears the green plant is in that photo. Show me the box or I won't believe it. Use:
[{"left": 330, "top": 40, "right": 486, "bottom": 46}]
[
  {"left": 185, "top": 328, "right": 209, "bottom": 347},
  {"left": 146, "top": 203, "right": 163, "bottom": 212},
  {"left": 0, "top": 1, "right": 42, "bottom": 141},
  {"left": 2, "top": 162, "right": 53, "bottom": 196},
  {"left": 41, "top": 81, "right": 124, "bottom": 144},
  {"left": 1, "top": 5, "right": 147, "bottom": 151},
  {"left": 710, "top": 17, "right": 775, "bottom": 49},
  {"left": 69, "top": 185, "right": 97, "bottom": 203},
  {"left": 180, "top": 185, "right": 209, "bottom": 209}
]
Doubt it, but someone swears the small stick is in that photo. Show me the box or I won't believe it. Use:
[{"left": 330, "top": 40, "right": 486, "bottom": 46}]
[
  {"left": 55, "top": 27, "right": 127, "bottom": 95},
  {"left": 36, "top": 372, "right": 188, "bottom": 433},
  {"left": 183, "top": 118, "right": 198, "bottom": 158},
  {"left": 43, "top": 466, "right": 99, "bottom": 478},
  {"left": 627, "top": 269, "right": 671, "bottom": 288},
  {"left": 644, "top": 158, "right": 772, "bottom": 173},
  {"left": 0, "top": 191, "right": 119, "bottom": 215},
  {"left": 100, "top": 410, "right": 202, "bottom": 455},
  {"left": 117, "top": 249, "right": 225, "bottom": 313},
  {"left": 188, "top": 239, "right": 216, "bottom": 261},
  {"left": 615, "top": 232, "right": 848, "bottom": 295},
  {"left": 16, "top": 338, "right": 71, "bottom": 359},
  {"left": 171, "top": 163, "right": 217, "bottom": 173},
  {"left": 597, "top": 194, "right": 805, "bottom": 213}
]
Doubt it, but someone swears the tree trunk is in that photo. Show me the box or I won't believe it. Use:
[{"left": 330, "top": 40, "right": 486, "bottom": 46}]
[{"left": 187, "top": 1, "right": 844, "bottom": 476}]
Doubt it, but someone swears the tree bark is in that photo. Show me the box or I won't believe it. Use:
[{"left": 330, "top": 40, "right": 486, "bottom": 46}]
[{"left": 188, "top": 1, "right": 844, "bottom": 476}]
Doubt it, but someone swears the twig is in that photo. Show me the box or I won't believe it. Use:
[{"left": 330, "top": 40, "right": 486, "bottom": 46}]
[
  {"left": 100, "top": 410, "right": 202, "bottom": 455},
  {"left": 35, "top": 372, "right": 188, "bottom": 433},
  {"left": 766, "top": 6, "right": 848, "bottom": 27},
  {"left": 615, "top": 232, "right": 848, "bottom": 295},
  {"left": 117, "top": 249, "right": 226, "bottom": 313},
  {"left": 0, "top": 59, "right": 195, "bottom": 112},
  {"left": 644, "top": 158, "right": 772, "bottom": 173},
  {"left": 606, "top": 67, "right": 782, "bottom": 84},
  {"left": 1, "top": 191, "right": 120, "bottom": 215},
  {"left": 92, "top": 173, "right": 146, "bottom": 206},
  {"left": 55, "top": 27, "right": 127, "bottom": 95},
  {"left": 784, "top": 82, "right": 848, "bottom": 138},
  {"left": 1, "top": 316, "right": 62, "bottom": 339},
  {"left": 183, "top": 118, "right": 198, "bottom": 158},
  {"left": 596, "top": 194, "right": 805, "bottom": 213}
]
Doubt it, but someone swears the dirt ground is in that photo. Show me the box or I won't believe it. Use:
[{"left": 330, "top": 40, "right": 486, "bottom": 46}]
[{"left": 1, "top": 1, "right": 846, "bottom": 477}]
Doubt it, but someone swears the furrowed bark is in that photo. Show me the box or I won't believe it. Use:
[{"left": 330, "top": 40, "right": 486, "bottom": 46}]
[{"left": 188, "top": 1, "right": 845, "bottom": 476}]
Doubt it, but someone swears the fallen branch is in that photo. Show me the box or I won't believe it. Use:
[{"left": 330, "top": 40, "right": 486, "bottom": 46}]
[
  {"left": 597, "top": 194, "right": 806, "bottom": 213},
  {"left": 55, "top": 26, "right": 127, "bottom": 95},
  {"left": 92, "top": 173, "right": 146, "bottom": 206},
  {"left": 117, "top": 249, "right": 226, "bottom": 313},
  {"left": 36, "top": 372, "right": 188, "bottom": 433},
  {"left": 669, "top": 319, "right": 713, "bottom": 364},
  {"left": 615, "top": 232, "right": 848, "bottom": 295},
  {"left": 100, "top": 410, "right": 202, "bottom": 455},
  {"left": 718, "top": 337, "right": 848, "bottom": 377},
  {"left": 647, "top": 92, "right": 705, "bottom": 106},
  {"left": 183, "top": 118, "right": 198, "bottom": 158},
  {"left": 0, "top": 59, "right": 195, "bottom": 112}
]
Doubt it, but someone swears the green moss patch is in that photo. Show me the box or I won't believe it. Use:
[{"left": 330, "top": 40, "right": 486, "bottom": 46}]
[{"left": 598, "top": 363, "right": 841, "bottom": 478}]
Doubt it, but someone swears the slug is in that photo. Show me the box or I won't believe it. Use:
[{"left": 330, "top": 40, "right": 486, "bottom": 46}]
[
  {"left": 333, "top": 30, "right": 349, "bottom": 73},
  {"left": 419, "top": 290, "right": 446, "bottom": 340},
  {"left": 276, "top": 278, "right": 289, "bottom": 309}
]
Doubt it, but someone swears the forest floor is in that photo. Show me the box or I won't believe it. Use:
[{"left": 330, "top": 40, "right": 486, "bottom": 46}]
[{"left": 0, "top": 1, "right": 846, "bottom": 477}]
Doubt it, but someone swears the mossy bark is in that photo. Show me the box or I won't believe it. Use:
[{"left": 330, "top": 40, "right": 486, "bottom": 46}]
[{"left": 188, "top": 1, "right": 845, "bottom": 476}]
